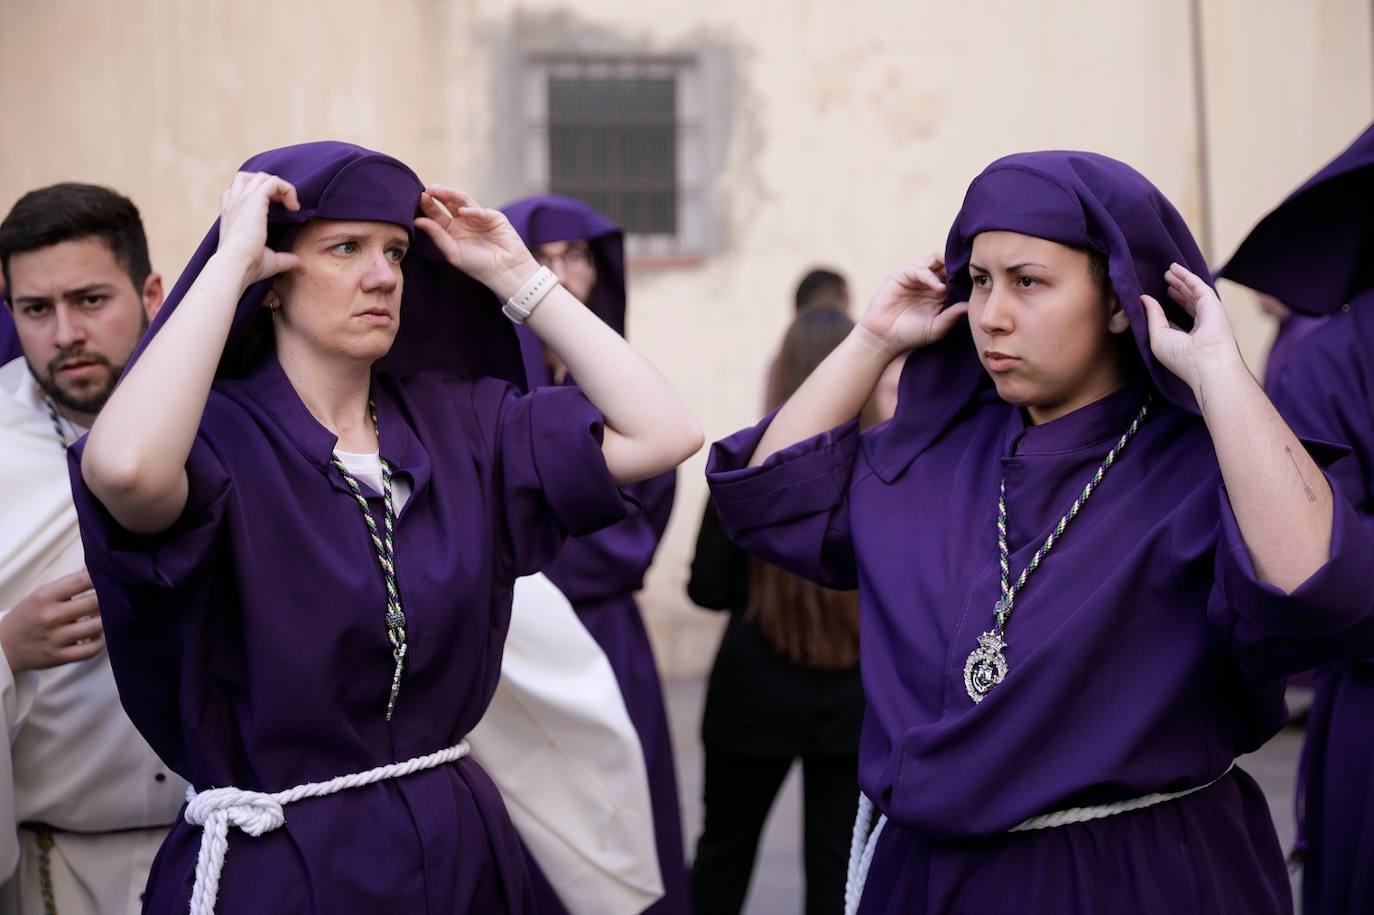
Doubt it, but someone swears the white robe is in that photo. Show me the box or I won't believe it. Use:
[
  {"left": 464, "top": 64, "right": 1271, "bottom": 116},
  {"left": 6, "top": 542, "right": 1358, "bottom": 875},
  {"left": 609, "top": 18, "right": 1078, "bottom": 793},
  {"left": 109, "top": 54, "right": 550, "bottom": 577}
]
[
  {"left": 0, "top": 357, "right": 186, "bottom": 914},
  {"left": 470, "top": 573, "right": 664, "bottom": 915}
]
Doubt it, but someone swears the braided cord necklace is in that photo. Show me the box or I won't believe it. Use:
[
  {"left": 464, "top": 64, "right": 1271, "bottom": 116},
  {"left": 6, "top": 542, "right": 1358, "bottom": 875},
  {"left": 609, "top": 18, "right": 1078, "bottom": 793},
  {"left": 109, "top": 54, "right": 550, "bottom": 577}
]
[
  {"left": 329, "top": 401, "right": 409, "bottom": 721},
  {"left": 44, "top": 397, "right": 72, "bottom": 449},
  {"left": 963, "top": 396, "right": 1152, "bottom": 704}
]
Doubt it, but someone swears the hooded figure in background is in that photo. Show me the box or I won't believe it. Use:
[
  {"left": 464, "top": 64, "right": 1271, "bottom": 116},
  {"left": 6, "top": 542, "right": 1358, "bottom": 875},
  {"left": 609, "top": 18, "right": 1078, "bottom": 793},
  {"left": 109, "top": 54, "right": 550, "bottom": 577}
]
[
  {"left": 707, "top": 150, "right": 1374, "bottom": 914},
  {"left": 502, "top": 195, "right": 687, "bottom": 915},
  {"left": 1219, "top": 120, "right": 1374, "bottom": 915}
]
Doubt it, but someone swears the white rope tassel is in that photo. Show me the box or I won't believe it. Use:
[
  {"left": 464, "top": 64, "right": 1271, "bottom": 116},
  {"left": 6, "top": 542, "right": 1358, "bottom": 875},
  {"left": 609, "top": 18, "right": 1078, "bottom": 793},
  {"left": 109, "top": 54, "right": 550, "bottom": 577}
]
[
  {"left": 843, "top": 793, "right": 886, "bottom": 915},
  {"left": 182, "top": 740, "right": 470, "bottom": 915},
  {"left": 844, "top": 793, "right": 870, "bottom": 905}
]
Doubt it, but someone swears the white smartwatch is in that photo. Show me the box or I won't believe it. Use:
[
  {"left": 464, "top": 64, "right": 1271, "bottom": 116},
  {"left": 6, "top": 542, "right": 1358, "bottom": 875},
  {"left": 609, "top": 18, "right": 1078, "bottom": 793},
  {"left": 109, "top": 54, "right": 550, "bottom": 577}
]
[{"left": 502, "top": 266, "right": 559, "bottom": 324}]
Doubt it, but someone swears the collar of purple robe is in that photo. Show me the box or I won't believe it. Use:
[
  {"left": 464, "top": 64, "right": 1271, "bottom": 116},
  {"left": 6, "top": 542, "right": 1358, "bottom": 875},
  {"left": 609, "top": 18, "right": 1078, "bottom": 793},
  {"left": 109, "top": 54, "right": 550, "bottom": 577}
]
[
  {"left": 125, "top": 140, "right": 525, "bottom": 389},
  {"left": 501, "top": 194, "right": 626, "bottom": 344},
  {"left": 239, "top": 356, "right": 433, "bottom": 492},
  {"left": 1218, "top": 121, "right": 1374, "bottom": 315},
  {"left": 863, "top": 151, "right": 1211, "bottom": 484},
  {"left": 999, "top": 377, "right": 1150, "bottom": 458}
]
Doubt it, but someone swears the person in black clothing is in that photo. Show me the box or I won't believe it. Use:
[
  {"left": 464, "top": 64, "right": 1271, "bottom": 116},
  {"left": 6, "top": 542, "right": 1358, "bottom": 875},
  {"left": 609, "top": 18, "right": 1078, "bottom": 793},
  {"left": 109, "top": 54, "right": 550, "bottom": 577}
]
[{"left": 688, "top": 308, "right": 868, "bottom": 915}]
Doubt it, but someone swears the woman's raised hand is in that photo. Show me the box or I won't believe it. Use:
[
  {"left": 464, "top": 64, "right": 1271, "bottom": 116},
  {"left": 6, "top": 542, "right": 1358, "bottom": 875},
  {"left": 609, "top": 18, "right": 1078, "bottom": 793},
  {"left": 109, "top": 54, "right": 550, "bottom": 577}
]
[
  {"left": 416, "top": 187, "right": 538, "bottom": 299},
  {"left": 216, "top": 172, "right": 302, "bottom": 287},
  {"left": 1141, "top": 263, "right": 1244, "bottom": 396},
  {"left": 858, "top": 254, "right": 969, "bottom": 358}
]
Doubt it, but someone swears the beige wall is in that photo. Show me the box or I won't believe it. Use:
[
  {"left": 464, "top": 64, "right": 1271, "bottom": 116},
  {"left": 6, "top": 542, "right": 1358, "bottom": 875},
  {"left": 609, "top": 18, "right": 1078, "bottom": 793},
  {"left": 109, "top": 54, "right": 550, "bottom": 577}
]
[
  {"left": 2, "top": 0, "right": 1369, "bottom": 676},
  {"left": 1203, "top": 0, "right": 1374, "bottom": 361}
]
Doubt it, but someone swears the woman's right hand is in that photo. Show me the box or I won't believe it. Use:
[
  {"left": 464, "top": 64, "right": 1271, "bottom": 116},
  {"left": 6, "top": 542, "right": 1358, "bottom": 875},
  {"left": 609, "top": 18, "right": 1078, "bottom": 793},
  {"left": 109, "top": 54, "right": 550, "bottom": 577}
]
[
  {"left": 215, "top": 172, "right": 302, "bottom": 287},
  {"left": 857, "top": 254, "right": 969, "bottom": 357}
]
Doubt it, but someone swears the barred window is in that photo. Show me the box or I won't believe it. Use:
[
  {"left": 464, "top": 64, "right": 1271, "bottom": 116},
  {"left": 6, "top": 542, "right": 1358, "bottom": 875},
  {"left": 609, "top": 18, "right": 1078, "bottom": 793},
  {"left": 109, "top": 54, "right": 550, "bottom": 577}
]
[{"left": 524, "top": 56, "right": 706, "bottom": 262}]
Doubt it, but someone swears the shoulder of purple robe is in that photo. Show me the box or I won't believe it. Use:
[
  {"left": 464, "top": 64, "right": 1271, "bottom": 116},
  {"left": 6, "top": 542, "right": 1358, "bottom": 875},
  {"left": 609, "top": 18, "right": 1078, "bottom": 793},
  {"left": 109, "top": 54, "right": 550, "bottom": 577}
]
[
  {"left": 65, "top": 410, "right": 235, "bottom": 779},
  {"left": 67, "top": 402, "right": 235, "bottom": 594},
  {"left": 542, "top": 467, "right": 675, "bottom": 603},
  {"left": 705, "top": 409, "right": 860, "bottom": 589},
  {"left": 1209, "top": 451, "right": 1374, "bottom": 681},
  {"left": 1268, "top": 309, "right": 1374, "bottom": 518},
  {"left": 415, "top": 371, "right": 632, "bottom": 579}
]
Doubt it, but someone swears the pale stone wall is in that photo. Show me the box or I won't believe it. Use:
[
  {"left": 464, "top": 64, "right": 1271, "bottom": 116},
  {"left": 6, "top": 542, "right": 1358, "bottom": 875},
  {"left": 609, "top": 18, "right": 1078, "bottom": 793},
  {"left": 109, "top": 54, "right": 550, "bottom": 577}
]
[
  {"left": 1202, "top": 0, "right": 1374, "bottom": 357},
  {"left": 2, "top": 0, "right": 1369, "bottom": 677}
]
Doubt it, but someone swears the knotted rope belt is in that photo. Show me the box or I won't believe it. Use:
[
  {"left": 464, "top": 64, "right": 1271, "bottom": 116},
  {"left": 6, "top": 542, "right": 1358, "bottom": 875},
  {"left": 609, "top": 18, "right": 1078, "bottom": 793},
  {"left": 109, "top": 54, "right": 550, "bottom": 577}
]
[
  {"left": 843, "top": 763, "right": 1236, "bottom": 915},
  {"left": 182, "top": 740, "right": 470, "bottom": 915}
]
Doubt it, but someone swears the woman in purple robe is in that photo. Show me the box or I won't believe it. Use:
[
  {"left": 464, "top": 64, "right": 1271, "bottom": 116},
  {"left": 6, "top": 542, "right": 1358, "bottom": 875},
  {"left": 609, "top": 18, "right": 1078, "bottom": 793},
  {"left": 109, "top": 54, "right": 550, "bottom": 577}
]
[
  {"left": 1219, "top": 122, "right": 1374, "bottom": 915},
  {"left": 706, "top": 150, "right": 1374, "bottom": 914},
  {"left": 67, "top": 142, "right": 702, "bottom": 914},
  {"left": 500, "top": 194, "right": 688, "bottom": 915}
]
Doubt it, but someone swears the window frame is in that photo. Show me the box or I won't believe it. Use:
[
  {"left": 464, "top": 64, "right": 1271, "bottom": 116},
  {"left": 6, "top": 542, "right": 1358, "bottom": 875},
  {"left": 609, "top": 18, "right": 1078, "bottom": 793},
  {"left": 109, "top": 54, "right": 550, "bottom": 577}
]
[{"left": 521, "top": 53, "right": 708, "bottom": 265}]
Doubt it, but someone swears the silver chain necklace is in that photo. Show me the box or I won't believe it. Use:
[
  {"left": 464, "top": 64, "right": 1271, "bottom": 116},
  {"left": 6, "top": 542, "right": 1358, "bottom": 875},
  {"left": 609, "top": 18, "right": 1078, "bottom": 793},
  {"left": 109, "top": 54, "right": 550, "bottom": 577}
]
[{"left": 963, "top": 397, "right": 1152, "bottom": 704}]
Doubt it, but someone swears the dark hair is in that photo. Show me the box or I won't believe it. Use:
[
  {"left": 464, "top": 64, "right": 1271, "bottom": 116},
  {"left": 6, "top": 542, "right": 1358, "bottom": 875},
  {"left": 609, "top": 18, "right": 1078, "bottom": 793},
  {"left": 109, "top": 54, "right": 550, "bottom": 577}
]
[
  {"left": 794, "top": 267, "right": 848, "bottom": 313},
  {"left": 0, "top": 183, "right": 151, "bottom": 293},
  {"left": 1081, "top": 246, "right": 1146, "bottom": 374},
  {"left": 1086, "top": 248, "right": 1110, "bottom": 292},
  {"left": 750, "top": 308, "right": 862, "bottom": 670}
]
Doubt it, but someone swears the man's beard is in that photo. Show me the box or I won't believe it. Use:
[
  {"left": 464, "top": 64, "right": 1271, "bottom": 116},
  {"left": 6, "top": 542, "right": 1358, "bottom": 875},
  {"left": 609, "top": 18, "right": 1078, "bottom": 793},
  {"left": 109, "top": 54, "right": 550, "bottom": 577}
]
[{"left": 28, "top": 349, "right": 124, "bottom": 417}]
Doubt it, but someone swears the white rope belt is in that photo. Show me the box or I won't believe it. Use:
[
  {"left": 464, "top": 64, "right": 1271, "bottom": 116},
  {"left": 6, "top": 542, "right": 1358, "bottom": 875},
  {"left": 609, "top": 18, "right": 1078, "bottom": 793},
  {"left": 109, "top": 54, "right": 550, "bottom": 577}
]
[
  {"left": 182, "top": 740, "right": 470, "bottom": 915},
  {"left": 843, "top": 793, "right": 886, "bottom": 915},
  {"left": 842, "top": 763, "right": 1235, "bottom": 915},
  {"left": 1008, "top": 763, "right": 1235, "bottom": 832}
]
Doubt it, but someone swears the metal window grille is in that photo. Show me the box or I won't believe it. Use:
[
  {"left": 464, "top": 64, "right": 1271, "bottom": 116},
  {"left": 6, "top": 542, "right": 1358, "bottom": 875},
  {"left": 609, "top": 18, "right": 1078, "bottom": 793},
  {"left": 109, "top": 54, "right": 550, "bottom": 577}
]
[{"left": 525, "top": 56, "right": 705, "bottom": 259}]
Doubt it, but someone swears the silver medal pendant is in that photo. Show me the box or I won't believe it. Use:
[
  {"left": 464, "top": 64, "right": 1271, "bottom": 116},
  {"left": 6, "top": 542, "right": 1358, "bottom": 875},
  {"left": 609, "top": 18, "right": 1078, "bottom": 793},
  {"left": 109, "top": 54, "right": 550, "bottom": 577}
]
[{"left": 963, "top": 630, "right": 1008, "bottom": 703}]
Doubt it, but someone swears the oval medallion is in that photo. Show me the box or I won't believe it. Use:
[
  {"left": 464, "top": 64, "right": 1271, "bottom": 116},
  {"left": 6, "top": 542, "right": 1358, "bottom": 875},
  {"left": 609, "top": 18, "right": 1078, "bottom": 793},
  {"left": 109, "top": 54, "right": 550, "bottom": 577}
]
[{"left": 963, "top": 630, "right": 1008, "bottom": 703}]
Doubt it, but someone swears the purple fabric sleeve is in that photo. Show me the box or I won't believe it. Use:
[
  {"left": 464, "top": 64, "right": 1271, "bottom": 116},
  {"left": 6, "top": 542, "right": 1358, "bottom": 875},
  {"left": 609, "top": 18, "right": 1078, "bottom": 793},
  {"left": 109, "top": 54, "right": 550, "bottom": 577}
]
[
  {"left": 705, "top": 413, "right": 860, "bottom": 589},
  {"left": 68, "top": 428, "right": 233, "bottom": 595},
  {"left": 1213, "top": 471, "right": 1374, "bottom": 680},
  {"left": 487, "top": 383, "right": 631, "bottom": 578},
  {"left": 65, "top": 431, "right": 233, "bottom": 772},
  {"left": 544, "top": 469, "right": 675, "bottom": 605}
]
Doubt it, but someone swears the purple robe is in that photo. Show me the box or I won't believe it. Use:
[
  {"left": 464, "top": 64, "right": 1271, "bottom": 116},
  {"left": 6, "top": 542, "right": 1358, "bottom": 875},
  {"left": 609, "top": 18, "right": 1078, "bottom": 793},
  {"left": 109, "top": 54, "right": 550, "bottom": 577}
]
[
  {"left": 1263, "top": 302, "right": 1374, "bottom": 914},
  {"left": 708, "top": 151, "right": 1374, "bottom": 913},
  {"left": 1219, "top": 124, "right": 1374, "bottom": 915},
  {"left": 0, "top": 305, "right": 20, "bottom": 365},
  {"left": 502, "top": 194, "right": 688, "bottom": 915},
  {"left": 1264, "top": 313, "right": 1330, "bottom": 397},
  {"left": 73, "top": 363, "right": 627, "bottom": 913},
  {"left": 68, "top": 143, "right": 633, "bottom": 913}
]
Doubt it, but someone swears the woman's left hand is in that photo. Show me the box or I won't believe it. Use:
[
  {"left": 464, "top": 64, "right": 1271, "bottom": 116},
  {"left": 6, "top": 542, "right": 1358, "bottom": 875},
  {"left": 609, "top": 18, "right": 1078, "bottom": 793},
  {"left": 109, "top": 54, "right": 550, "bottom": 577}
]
[
  {"left": 416, "top": 186, "right": 539, "bottom": 299},
  {"left": 1141, "top": 263, "right": 1245, "bottom": 397}
]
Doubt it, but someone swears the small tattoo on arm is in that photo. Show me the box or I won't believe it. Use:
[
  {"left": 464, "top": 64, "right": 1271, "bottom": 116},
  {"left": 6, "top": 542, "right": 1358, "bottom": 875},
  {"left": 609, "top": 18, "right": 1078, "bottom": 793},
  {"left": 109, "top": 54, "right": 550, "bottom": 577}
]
[{"left": 1285, "top": 445, "right": 1319, "bottom": 504}]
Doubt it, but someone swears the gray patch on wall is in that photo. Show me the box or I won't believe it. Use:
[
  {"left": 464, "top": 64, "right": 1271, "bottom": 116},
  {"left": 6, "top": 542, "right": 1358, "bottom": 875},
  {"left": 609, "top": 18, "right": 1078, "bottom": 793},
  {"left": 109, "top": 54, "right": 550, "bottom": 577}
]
[{"left": 482, "top": 10, "right": 762, "bottom": 261}]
